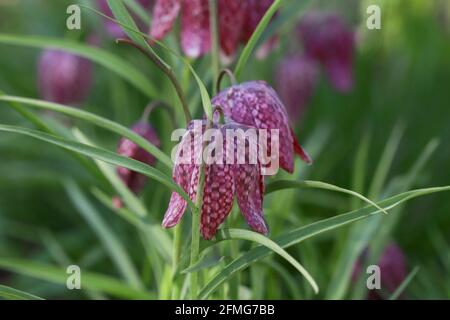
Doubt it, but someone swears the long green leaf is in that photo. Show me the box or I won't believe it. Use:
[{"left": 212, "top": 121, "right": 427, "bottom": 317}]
[
  {"left": 218, "top": 228, "right": 319, "bottom": 294},
  {"left": 73, "top": 128, "right": 147, "bottom": 217},
  {"left": 0, "top": 124, "right": 192, "bottom": 207},
  {"left": 0, "top": 95, "right": 173, "bottom": 169},
  {"left": 0, "top": 284, "right": 44, "bottom": 300},
  {"left": 234, "top": 0, "right": 283, "bottom": 79},
  {"left": 0, "top": 34, "right": 157, "bottom": 99},
  {"left": 65, "top": 180, "right": 142, "bottom": 289},
  {"left": 266, "top": 179, "right": 388, "bottom": 215},
  {"left": 198, "top": 186, "right": 450, "bottom": 299},
  {"left": 0, "top": 258, "right": 153, "bottom": 299}
]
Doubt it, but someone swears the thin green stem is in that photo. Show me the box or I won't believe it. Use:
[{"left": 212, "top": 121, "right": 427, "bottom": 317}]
[
  {"left": 189, "top": 120, "right": 211, "bottom": 299},
  {"left": 208, "top": 0, "right": 220, "bottom": 96},
  {"left": 216, "top": 69, "right": 238, "bottom": 93},
  {"left": 116, "top": 38, "right": 192, "bottom": 124}
]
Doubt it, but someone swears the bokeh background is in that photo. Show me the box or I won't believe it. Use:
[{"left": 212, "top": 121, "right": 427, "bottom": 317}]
[{"left": 0, "top": 0, "right": 449, "bottom": 299}]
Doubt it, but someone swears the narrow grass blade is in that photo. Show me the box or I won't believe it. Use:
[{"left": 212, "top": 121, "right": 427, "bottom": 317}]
[
  {"left": 0, "top": 125, "right": 192, "bottom": 206},
  {"left": 65, "top": 180, "right": 142, "bottom": 289},
  {"left": 0, "top": 258, "right": 153, "bottom": 299},
  {"left": 92, "top": 187, "right": 173, "bottom": 263},
  {"left": 73, "top": 128, "right": 147, "bottom": 217},
  {"left": 389, "top": 266, "right": 420, "bottom": 300},
  {"left": 0, "top": 34, "right": 157, "bottom": 99},
  {"left": 266, "top": 179, "right": 388, "bottom": 215},
  {"left": 234, "top": 0, "right": 283, "bottom": 79},
  {"left": 0, "top": 284, "right": 44, "bottom": 300},
  {"left": 199, "top": 186, "right": 450, "bottom": 299},
  {"left": 0, "top": 95, "right": 173, "bottom": 169},
  {"left": 218, "top": 228, "right": 319, "bottom": 294}
]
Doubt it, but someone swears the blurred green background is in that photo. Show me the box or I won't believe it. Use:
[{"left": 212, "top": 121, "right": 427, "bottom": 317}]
[{"left": 0, "top": 0, "right": 449, "bottom": 299}]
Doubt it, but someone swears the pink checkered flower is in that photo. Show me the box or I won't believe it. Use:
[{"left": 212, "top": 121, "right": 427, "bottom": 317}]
[
  {"left": 162, "top": 119, "right": 267, "bottom": 240},
  {"left": 211, "top": 81, "right": 312, "bottom": 174},
  {"left": 150, "top": 0, "right": 274, "bottom": 57},
  {"left": 276, "top": 54, "right": 319, "bottom": 120},
  {"left": 297, "top": 11, "right": 355, "bottom": 93},
  {"left": 37, "top": 49, "right": 92, "bottom": 105}
]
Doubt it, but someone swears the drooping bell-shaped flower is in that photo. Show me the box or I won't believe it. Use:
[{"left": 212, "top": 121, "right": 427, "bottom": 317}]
[
  {"left": 352, "top": 242, "right": 408, "bottom": 299},
  {"left": 297, "top": 11, "right": 355, "bottom": 93},
  {"left": 150, "top": 0, "right": 275, "bottom": 58},
  {"left": 116, "top": 121, "right": 160, "bottom": 198},
  {"left": 38, "top": 49, "right": 92, "bottom": 105},
  {"left": 97, "top": 0, "right": 154, "bottom": 38},
  {"left": 162, "top": 119, "right": 267, "bottom": 240},
  {"left": 211, "top": 81, "right": 312, "bottom": 173},
  {"left": 276, "top": 54, "right": 319, "bottom": 120}
]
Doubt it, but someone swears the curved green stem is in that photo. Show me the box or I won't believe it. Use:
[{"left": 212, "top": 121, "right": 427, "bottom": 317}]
[
  {"left": 117, "top": 38, "right": 192, "bottom": 124},
  {"left": 208, "top": 0, "right": 220, "bottom": 96},
  {"left": 216, "top": 69, "right": 238, "bottom": 93}
]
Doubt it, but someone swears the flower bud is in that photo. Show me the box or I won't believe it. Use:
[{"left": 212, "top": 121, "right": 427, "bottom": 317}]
[{"left": 37, "top": 49, "right": 92, "bottom": 105}]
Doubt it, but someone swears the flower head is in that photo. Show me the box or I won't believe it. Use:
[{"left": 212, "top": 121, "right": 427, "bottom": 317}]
[
  {"left": 276, "top": 54, "right": 319, "bottom": 120},
  {"left": 353, "top": 242, "right": 408, "bottom": 299},
  {"left": 97, "top": 0, "right": 154, "bottom": 38},
  {"left": 116, "top": 121, "right": 160, "bottom": 196},
  {"left": 297, "top": 11, "right": 355, "bottom": 93},
  {"left": 150, "top": 0, "right": 275, "bottom": 57},
  {"left": 162, "top": 119, "right": 267, "bottom": 240},
  {"left": 38, "top": 49, "right": 92, "bottom": 105},
  {"left": 212, "top": 81, "right": 312, "bottom": 173}
]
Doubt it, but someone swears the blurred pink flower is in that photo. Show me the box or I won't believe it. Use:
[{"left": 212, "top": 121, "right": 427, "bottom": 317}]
[
  {"left": 297, "top": 11, "right": 355, "bottom": 93},
  {"left": 97, "top": 0, "right": 154, "bottom": 38},
  {"left": 276, "top": 54, "right": 319, "bottom": 120},
  {"left": 115, "top": 121, "right": 160, "bottom": 207},
  {"left": 38, "top": 49, "right": 92, "bottom": 105},
  {"left": 353, "top": 242, "right": 408, "bottom": 299},
  {"left": 150, "top": 0, "right": 275, "bottom": 57}
]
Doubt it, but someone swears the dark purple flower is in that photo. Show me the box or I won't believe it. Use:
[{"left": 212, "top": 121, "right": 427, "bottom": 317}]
[
  {"left": 150, "top": 0, "right": 274, "bottom": 57},
  {"left": 38, "top": 49, "right": 92, "bottom": 105},
  {"left": 97, "top": 0, "right": 154, "bottom": 38},
  {"left": 276, "top": 54, "right": 319, "bottom": 120},
  {"left": 212, "top": 81, "right": 312, "bottom": 174},
  {"left": 116, "top": 121, "right": 160, "bottom": 199},
  {"left": 162, "top": 119, "right": 267, "bottom": 240},
  {"left": 297, "top": 11, "right": 355, "bottom": 93},
  {"left": 353, "top": 242, "right": 408, "bottom": 299}
]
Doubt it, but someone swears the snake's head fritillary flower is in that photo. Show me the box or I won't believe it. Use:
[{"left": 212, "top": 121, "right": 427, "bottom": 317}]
[
  {"left": 297, "top": 11, "right": 355, "bottom": 93},
  {"left": 116, "top": 121, "right": 160, "bottom": 204},
  {"left": 97, "top": 0, "right": 154, "bottom": 38},
  {"left": 38, "top": 49, "right": 92, "bottom": 105},
  {"left": 352, "top": 242, "right": 408, "bottom": 299},
  {"left": 150, "top": 0, "right": 275, "bottom": 58},
  {"left": 162, "top": 119, "right": 267, "bottom": 240},
  {"left": 211, "top": 81, "right": 312, "bottom": 174},
  {"left": 276, "top": 54, "right": 319, "bottom": 120}
]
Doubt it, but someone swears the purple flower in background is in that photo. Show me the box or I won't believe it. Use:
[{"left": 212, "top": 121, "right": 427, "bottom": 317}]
[
  {"left": 212, "top": 81, "right": 312, "bottom": 174},
  {"left": 149, "top": 0, "right": 274, "bottom": 58},
  {"left": 276, "top": 54, "right": 319, "bottom": 120},
  {"left": 297, "top": 11, "right": 355, "bottom": 93},
  {"left": 353, "top": 242, "right": 408, "bottom": 299},
  {"left": 114, "top": 121, "right": 160, "bottom": 207},
  {"left": 162, "top": 119, "right": 267, "bottom": 240},
  {"left": 97, "top": 0, "right": 153, "bottom": 38},
  {"left": 38, "top": 49, "right": 92, "bottom": 105}
]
